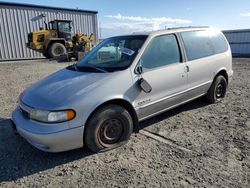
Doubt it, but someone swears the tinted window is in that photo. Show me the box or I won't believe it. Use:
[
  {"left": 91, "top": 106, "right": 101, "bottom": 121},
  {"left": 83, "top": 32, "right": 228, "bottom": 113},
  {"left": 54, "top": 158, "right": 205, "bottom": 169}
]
[
  {"left": 141, "top": 34, "right": 181, "bottom": 70},
  {"left": 209, "top": 31, "right": 228, "bottom": 54},
  {"left": 181, "top": 30, "right": 214, "bottom": 61}
]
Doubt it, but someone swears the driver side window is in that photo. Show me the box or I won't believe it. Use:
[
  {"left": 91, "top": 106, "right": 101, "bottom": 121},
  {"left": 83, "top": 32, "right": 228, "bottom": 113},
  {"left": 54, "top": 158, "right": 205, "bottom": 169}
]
[{"left": 140, "top": 34, "right": 181, "bottom": 70}]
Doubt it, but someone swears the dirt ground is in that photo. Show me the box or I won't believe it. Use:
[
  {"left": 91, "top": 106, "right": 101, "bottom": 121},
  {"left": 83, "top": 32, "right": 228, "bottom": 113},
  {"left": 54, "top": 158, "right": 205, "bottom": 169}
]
[{"left": 0, "top": 58, "right": 249, "bottom": 188}]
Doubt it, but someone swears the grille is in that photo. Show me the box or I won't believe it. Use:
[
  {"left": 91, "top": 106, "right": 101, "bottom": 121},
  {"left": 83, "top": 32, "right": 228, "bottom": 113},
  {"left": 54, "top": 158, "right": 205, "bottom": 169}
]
[{"left": 37, "top": 34, "right": 45, "bottom": 42}]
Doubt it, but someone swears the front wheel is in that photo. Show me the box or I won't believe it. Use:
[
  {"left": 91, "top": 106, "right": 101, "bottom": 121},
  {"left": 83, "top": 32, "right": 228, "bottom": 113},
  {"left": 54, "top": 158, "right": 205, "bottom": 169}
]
[
  {"left": 206, "top": 75, "right": 227, "bottom": 103},
  {"left": 48, "top": 43, "right": 67, "bottom": 58},
  {"left": 84, "top": 105, "right": 133, "bottom": 152}
]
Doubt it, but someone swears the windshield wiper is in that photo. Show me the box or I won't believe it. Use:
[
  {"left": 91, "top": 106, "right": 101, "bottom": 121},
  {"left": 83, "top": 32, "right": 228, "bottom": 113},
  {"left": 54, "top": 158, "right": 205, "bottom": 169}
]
[
  {"left": 77, "top": 64, "right": 107, "bottom": 73},
  {"left": 66, "top": 63, "right": 78, "bottom": 71}
]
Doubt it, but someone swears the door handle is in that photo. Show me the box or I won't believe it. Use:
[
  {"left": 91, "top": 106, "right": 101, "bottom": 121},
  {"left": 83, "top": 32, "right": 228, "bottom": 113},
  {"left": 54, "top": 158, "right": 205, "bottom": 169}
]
[{"left": 185, "top": 65, "right": 190, "bottom": 72}]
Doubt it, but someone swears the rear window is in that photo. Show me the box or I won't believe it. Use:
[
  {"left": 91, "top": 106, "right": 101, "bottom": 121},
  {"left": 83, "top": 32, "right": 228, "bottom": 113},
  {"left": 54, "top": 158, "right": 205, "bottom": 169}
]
[
  {"left": 209, "top": 31, "right": 228, "bottom": 54},
  {"left": 181, "top": 30, "right": 214, "bottom": 61},
  {"left": 181, "top": 29, "right": 229, "bottom": 61}
]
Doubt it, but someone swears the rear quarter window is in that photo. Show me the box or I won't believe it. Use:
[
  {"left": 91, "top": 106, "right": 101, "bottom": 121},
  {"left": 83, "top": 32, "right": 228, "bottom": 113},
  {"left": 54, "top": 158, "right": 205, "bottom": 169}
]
[
  {"left": 181, "top": 30, "right": 214, "bottom": 61},
  {"left": 209, "top": 31, "right": 229, "bottom": 54},
  {"left": 181, "top": 30, "right": 229, "bottom": 61}
]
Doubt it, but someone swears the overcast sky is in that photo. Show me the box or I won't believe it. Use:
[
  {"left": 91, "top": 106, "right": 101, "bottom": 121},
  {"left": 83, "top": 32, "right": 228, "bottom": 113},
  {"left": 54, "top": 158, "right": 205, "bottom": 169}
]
[{"left": 4, "top": 0, "right": 250, "bottom": 38}]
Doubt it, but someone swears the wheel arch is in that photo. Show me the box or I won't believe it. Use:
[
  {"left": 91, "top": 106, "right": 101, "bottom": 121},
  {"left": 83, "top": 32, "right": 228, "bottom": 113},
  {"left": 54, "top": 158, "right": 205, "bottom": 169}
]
[
  {"left": 84, "top": 99, "right": 140, "bottom": 134},
  {"left": 214, "top": 68, "right": 228, "bottom": 84},
  {"left": 46, "top": 39, "right": 66, "bottom": 49}
]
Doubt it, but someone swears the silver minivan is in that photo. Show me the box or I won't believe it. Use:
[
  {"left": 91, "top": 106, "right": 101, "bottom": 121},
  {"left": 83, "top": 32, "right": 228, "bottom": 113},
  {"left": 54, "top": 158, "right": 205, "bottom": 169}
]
[{"left": 12, "top": 27, "right": 233, "bottom": 152}]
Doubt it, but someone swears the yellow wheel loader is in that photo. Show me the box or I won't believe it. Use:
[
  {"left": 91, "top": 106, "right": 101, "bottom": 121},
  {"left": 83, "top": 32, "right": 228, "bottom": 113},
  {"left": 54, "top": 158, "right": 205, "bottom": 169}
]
[{"left": 26, "top": 20, "right": 95, "bottom": 59}]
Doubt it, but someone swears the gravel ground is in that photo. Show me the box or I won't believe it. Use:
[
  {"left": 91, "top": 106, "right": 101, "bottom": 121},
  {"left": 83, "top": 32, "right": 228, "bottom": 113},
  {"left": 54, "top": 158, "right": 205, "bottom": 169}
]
[{"left": 0, "top": 58, "right": 249, "bottom": 187}]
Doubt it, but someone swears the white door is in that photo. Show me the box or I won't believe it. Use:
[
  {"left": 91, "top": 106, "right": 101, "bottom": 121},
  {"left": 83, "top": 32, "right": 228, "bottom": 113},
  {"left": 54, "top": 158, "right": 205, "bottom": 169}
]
[
  {"left": 181, "top": 30, "right": 215, "bottom": 97},
  {"left": 134, "top": 34, "right": 188, "bottom": 120}
]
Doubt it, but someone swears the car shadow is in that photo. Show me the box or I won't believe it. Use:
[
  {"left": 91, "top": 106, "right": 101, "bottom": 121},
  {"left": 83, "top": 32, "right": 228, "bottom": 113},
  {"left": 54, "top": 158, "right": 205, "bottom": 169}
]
[
  {"left": 0, "top": 117, "right": 92, "bottom": 182},
  {"left": 0, "top": 98, "right": 209, "bottom": 182},
  {"left": 139, "top": 97, "right": 209, "bottom": 129}
]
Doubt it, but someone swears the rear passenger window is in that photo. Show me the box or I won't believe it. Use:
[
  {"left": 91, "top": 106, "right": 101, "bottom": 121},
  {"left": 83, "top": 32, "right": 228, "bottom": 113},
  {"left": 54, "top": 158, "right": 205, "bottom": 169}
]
[
  {"left": 181, "top": 30, "right": 214, "bottom": 61},
  {"left": 141, "top": 34, "right": 181, "bottom": 70},
  {"left": 209, "top": 31, "right": 228, "bottom": 54}
]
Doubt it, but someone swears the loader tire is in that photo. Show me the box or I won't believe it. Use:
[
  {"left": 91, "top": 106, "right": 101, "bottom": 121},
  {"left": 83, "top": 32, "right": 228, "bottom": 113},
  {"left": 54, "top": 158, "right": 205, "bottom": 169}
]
[{"left": 48, "top": 43, "right": 67, "bottom": 58}]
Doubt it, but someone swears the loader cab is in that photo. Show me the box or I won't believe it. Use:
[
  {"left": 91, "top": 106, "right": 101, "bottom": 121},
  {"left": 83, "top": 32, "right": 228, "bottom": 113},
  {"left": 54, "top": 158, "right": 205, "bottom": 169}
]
[{"left": 49, "top": 20, "right": 73, "bottom": 41}]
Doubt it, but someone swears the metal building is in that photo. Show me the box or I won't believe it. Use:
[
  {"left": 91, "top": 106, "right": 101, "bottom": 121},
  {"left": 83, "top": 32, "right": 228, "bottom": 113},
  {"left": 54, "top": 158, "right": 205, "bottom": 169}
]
[
  {"left": 223, "top": 29, "right": 250, "bottom": 57},
  {"left": 0, "top": 1, "right": 98, "bottom": 61}
]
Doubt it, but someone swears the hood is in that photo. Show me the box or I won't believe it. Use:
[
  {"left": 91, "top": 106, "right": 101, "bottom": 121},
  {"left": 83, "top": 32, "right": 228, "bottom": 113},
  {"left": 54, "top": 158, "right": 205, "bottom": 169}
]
[{"left": 21, "top": 68, "right": 111, "bottom": 109}]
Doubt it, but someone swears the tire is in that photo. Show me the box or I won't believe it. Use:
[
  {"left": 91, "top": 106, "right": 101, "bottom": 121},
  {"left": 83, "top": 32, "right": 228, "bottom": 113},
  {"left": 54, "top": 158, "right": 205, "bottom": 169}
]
[
  {"left": 84, "top": 104, "right": 133, "bottom": 152},
  {"left": 206, "top": 75, "right": 227, "bottom": 103},
  {"left": 48, "top": 43, "right": 67, "bottom": 58}
]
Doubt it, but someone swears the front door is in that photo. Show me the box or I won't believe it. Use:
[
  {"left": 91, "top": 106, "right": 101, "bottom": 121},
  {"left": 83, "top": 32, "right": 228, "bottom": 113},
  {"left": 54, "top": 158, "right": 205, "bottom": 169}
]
[{"left": 134, "top": 34, "right": 188, "bottom": 120}]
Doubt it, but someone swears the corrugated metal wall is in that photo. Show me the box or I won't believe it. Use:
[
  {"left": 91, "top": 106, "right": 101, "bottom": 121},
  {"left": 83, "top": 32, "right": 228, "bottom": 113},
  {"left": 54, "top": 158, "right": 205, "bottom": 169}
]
[
  {"left": 0, "top": 3, "right": 98, "bottom": 61},
  {"left": 223, "top": 29, "right": 250, "bottom": 57}
]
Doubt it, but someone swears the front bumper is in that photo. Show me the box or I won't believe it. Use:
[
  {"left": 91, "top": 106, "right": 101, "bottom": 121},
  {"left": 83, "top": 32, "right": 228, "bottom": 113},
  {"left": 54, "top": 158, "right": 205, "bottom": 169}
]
[{"left": 12, "top": 108, "right": 84, "bottom": 152}]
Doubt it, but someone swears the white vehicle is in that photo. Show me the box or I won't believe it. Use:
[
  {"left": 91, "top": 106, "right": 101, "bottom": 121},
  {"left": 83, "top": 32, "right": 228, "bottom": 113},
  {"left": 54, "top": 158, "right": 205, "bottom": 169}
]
[{"left": 12, "top": 27, "right": 233, "bottom": 152}]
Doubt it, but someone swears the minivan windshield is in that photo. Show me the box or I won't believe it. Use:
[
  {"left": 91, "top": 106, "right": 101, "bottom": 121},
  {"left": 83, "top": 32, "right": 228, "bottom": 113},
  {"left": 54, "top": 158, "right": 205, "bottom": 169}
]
[{"left": 76, "top": 35, "right": 148, "bottom": 72}]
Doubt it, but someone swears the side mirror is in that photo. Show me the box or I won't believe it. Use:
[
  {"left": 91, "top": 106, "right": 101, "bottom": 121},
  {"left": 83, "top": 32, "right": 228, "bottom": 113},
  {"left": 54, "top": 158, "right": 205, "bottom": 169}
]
[
  {"left": 135, "top": 66, "right": 143, "bottom": 74},
  {"left": 138, "top": 78, "right": 152, "bottom": 93}
]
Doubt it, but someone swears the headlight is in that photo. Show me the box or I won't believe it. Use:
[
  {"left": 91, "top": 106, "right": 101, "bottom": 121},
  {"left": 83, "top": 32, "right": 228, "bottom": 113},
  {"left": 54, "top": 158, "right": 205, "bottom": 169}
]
[{"left": 30, "top": 109, "right": 76, "bottom": 123}]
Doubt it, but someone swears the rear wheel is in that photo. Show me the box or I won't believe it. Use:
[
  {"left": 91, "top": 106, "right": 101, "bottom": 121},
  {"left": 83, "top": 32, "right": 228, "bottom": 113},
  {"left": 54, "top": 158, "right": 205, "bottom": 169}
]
[
  {"left": 206, "top": 75, "right": 227, "bottom": 103},
  {"left": 84, "top": 105, "right": 133, "bottom": 152},
  {"left": 48, "top": 43, "right": 67, "bottom": 58}
]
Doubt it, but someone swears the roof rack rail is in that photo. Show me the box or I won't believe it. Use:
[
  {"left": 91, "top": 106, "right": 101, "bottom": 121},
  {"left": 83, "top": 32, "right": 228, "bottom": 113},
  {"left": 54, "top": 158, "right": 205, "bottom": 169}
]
[{"left": 166, "top": 26, "right": 210, "bottom": 30}]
